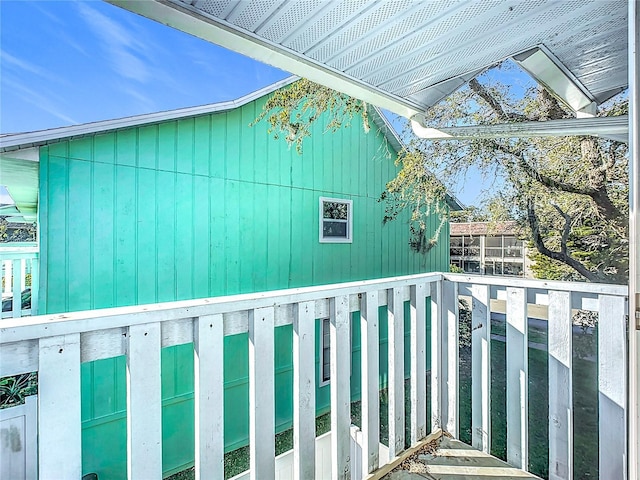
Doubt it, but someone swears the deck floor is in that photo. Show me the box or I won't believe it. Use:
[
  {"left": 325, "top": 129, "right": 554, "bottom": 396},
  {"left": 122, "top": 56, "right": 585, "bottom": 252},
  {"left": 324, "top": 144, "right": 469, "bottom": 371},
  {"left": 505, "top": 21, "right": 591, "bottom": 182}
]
[{"left": 382, "top": 436, "right": 541, "bottom": 480}]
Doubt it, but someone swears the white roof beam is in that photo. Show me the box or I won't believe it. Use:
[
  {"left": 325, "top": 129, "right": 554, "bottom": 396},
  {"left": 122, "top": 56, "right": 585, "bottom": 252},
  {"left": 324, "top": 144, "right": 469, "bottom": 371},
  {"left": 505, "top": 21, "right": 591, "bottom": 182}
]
[
  {"left": 513, "top": 46, "right": 597, "bottom": 115},
  {"left": 411, "top": 115, "right": 628, "bottom": 141},
  {"left": 107, "top": 0, "right": 422, "bottom": 119}
]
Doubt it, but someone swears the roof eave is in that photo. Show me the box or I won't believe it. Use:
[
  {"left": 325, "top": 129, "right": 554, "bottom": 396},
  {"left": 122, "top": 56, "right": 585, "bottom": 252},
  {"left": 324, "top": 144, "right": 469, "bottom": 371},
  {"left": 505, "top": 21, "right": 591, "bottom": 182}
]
[
  {"left": 107, "top": 0, "right": 422, "bottom": 120},
  {"left": 0, "top": 76, "right": 299, "bottom": 153}
]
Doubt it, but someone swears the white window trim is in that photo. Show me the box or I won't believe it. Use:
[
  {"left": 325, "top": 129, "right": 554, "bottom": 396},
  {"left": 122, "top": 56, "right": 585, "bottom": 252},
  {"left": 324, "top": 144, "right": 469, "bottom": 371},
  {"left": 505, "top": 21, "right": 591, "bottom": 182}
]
[{"left": 319, "top": 197, "right": 353, "bottom": 243}]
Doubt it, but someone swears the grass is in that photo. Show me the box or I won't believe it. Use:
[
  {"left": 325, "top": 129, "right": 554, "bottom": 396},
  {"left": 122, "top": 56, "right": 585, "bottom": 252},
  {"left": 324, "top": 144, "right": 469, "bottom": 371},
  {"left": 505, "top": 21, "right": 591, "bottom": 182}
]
[
  {"left": 167, "top": 381, "right": 418, "bottom": 480},
  {"left": 166, "top": 411, "right": 334, "bottom": 480}
]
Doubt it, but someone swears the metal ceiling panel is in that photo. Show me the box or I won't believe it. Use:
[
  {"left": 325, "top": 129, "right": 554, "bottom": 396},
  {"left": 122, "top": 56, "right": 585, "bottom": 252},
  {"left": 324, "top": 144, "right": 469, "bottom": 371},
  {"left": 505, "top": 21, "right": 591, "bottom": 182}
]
[{"left": 111, "top": 0, "right": 628, "bottom": 119}]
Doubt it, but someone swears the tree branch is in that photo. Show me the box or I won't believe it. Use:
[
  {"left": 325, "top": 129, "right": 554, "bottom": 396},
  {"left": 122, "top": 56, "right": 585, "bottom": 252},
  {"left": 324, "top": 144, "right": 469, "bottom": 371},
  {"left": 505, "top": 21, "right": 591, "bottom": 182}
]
[
  {"left": 492, "top": 140, "right": 621, "bottom": 220},
  {"left": 491, "top": 141, "right": 598, "bottom": 196},
  {"left": 527, "top": 200, "right": 599, "bottom": 282},
  {"left": 551, "top": 203, "right": 572, "bottom": 255},
  {"left": 468, "top": 79, "right": 528, "bottom": 122}
]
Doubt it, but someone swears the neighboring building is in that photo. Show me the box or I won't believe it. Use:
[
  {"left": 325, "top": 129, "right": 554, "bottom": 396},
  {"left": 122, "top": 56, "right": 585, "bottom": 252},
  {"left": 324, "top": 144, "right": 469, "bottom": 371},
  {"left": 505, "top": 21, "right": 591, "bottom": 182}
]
[
  {"left": 0, "top": 79, "right": 453, "bottom": 479},
  {"left": 450, "top": 221, "right": 532, "bottom": 277}
]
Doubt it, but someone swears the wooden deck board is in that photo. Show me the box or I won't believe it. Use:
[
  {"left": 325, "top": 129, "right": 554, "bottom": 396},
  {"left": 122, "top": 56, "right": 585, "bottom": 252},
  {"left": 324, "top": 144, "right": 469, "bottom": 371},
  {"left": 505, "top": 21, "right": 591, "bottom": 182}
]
[{"left": 381, "top": 437, "right": 541, "bottom": 480}]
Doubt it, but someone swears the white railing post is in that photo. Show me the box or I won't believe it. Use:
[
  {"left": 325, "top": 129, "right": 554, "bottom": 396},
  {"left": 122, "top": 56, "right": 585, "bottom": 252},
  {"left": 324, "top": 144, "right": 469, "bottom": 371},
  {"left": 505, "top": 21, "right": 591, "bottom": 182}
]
[
  {"left": 628, "top": 1, "right": 640, "bottom": 478},
  {"left": 127, "top": 322, "right": 163, "bottom": 479},
  {"left": 194, "top": 314, "right": 224, "bottom": 480},
  {"left": 598, "top": 294, "right": 627, "bottom": 479},
  {"left": 471, "top": 283, "right": 491, "bottom": 453},
  {"left": 387, "top": 287, "right": 405, "bottom": 457},
  {"left": 249, "top": 307, "right": 276, "bottom": 480},
  {"left": 506, "top": 286, "right": 528, "bottom": 470},
  {"left": 30, "top": 255, "right": 39, "bottom": 315},
  {"left": 442, "top": 279, "right": 459, "bottom": 437},
  {"left": 431, "top": 280, "right": 443, "bottom": 432},
  {"left": 20, "top": 258, "right": 26, "bottom": 291},
  {"left": 38, "top": 334, "right": 82, "bottom": 478},
  {"left": 293, "top": 301, "right": 316, "bottom": 480},
  {"left": 0, "top": 248, "right": 38, "bottom": 318},
  {"left": 410, "top": 283, "right": 427, "bottom": 445},
  {"left": 12, "top": 259, "right": 20, "bottom": 318},
  {"left": 360, "top": 290, "right": 380, "bottom": 474},
  {"left": 548, "top": 290, "right": 572, "bottom": 480},
  {"left": 3, "top": 259, "right": 12, "bottom": 295},
  {"left": 330, "top": 295, "right": 351, "bottom": 479}
]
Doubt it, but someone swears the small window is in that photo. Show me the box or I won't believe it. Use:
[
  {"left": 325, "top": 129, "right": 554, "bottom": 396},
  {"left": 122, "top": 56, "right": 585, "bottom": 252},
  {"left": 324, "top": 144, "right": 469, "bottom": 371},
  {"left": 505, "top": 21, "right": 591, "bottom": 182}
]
[
  {"left": 319, "top": 197, "right": 352, "bottom": 243},
  {"left": 320, "top": 318, "right": 331, "bottom": 386}
]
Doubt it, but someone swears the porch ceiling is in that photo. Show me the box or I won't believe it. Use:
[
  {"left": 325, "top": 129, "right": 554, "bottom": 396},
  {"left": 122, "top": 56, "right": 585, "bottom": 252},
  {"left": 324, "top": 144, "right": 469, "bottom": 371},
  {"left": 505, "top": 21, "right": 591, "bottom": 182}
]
[
  {"left": 0, "top": 150, "right": 39, "bottom": 223},
  {"left": 111, "top": 0, "right": 628, "bottom": 120}
]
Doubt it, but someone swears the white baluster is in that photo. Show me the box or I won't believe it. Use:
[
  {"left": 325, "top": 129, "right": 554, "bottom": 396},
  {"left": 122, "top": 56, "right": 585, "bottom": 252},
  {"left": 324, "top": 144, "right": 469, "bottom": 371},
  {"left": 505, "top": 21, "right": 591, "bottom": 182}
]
[
  {"left": 38, "top": 334, "right": 82, "bottom": 478},
  {"left": 506, "top": 287, "right": 528, "bottom": 470},
  {"left": 293, "top": 301, "right": 316, "bottom": 480},
  {"left": 330, "top": 295, "right": 351, "bottom": 479},
  {"left": 127, "top": 322, "right": 162, "bottom": 479},
  {"left": 194, "top": 315, "right": 224, "bottom": 479},
  {"left": 249, "top": 307, "right": 275, "bottom": 480},
  {"left": 361, "top": 290, "right": 380, "bottom": 473}
]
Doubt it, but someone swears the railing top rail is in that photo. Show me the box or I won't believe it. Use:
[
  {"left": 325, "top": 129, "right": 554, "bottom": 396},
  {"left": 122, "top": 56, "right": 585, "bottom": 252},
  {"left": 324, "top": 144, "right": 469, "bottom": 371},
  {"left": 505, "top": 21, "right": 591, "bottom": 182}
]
[
  {"left": 0, "top": 272, "right": 442, "bottom": 344},
  {"left": 0, "top": 243, "right": 39, "bottom": 258},
  {"left": 444, "top": 272, "right": 628, "bottom": 296}
]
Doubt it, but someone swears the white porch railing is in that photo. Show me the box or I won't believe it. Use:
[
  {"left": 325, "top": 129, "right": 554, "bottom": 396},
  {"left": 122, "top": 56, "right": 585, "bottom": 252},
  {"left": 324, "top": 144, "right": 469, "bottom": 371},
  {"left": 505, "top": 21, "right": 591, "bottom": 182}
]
[
  {"left": 442, "top": 274, "right": 628, "bottom": 480},
  {"left": 0, "top": 272, "right": 628, "bottom": 479},
  {"left": 0, "top": 243, "right": 38, "bottom": 319}
]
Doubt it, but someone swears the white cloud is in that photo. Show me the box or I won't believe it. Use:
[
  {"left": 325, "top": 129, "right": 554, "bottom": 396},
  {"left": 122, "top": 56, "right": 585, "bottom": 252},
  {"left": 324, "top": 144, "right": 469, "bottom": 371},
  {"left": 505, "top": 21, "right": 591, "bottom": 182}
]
[
  {"left": 2, "top": 76, "right": 77, "bottom": 127},
  {"left": 0, "top": 49, "right": 64, "bottom": 83},
  {"left": 76, "top": 2, "right": 151, "bottom": 83},
  {"left": 122, "top": 86, "right": 157, "bottom": 112}
]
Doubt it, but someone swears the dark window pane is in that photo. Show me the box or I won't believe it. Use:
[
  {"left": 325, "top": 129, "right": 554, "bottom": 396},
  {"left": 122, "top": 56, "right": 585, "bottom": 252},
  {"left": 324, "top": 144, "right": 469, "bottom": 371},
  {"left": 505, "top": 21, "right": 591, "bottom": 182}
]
[
  {"left": 486, "top": 236, "right": 501, "bottom": 247},
  {"left": 464, "top": 261, "right": 481, "bottom": 273},
  {"left": 323, "top": 201, "right": 348, "bottom": 220},
  {"left": 323, "top": 221, "right": 347, "bottom": 237},
  {"left": 464, "top": 236, "right": 480, "bottom": 247}
]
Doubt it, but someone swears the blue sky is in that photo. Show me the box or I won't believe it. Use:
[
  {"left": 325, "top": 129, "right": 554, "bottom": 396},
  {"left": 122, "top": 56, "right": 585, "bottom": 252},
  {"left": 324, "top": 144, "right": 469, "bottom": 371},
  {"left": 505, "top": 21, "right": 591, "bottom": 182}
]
[
  {"left": 0, "top": 0, "right": 508, "bottom": 206},
  {"left": 0, "top": 0, "right": 289, "bottom": 133}
]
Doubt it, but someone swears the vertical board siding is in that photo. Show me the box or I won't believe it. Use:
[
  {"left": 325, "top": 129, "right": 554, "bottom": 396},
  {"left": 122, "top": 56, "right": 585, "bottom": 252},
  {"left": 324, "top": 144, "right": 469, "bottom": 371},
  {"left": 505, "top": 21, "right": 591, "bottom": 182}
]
[{"left": 39, "top": 93, "right": 450, "bottom": 478}]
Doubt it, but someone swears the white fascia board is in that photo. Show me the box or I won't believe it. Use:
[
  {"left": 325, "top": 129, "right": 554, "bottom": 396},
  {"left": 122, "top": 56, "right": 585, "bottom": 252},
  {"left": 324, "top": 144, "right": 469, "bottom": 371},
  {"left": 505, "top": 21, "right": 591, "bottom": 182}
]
[
  {"left": 513, "top": 46, "right": 596, "bottom": 114},
  {"left": 3, "top": 147, "right": 39, "bottom": 162},
  {"left": 411, "top": 115, "right": 628, "bottom": 141},
  {"left": 108, "top": 0, "right": 422, "bottom": 120}
]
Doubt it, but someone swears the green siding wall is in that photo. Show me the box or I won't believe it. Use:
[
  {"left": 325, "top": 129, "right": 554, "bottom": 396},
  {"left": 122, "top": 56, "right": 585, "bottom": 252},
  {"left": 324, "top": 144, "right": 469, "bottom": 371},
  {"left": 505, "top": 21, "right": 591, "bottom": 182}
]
[{"left": 39, "top": 93, "right": 449, "bottom": 478}]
